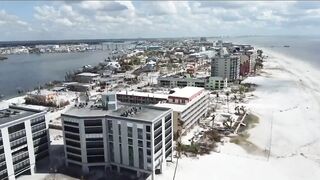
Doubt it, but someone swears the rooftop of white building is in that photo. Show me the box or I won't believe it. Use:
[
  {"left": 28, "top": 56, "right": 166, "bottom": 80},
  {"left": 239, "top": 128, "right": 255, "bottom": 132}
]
[
  {"left": 76, "top": 72, "right": 100, "bottom": 77},
  {"left": 0, "top": 105, "right": 45, "bottom": 126},
  {"left": 117, "top": 90, "right": 168, "bottom": 100},
  {"left": 155, "top": 88, "right": 208, "bottom": 112},
  {"left": 28, "top": 89, "right": 57, "bottom": 96},
  {"left": 63, "top": 102, "right": 171, "bottom": 123},
  {"left": 169, "top": 86, "right": 204, "bottom": 99}
]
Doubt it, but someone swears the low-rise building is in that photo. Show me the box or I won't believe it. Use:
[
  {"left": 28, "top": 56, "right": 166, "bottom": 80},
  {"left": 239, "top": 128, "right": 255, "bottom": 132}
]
[
  {"left": 117, "top": 91, "right": 168, "bottom": 104},
  {"left": 157, "top": 74, "right": 227, "bottom": 90},
  {"left": 61, "top": 95, "right": 173, "bottom": 180},
  {"left": 64, "top": 82, "right": 94, "bottom": 92},
  {"left": 155, "top": 87, "right": 209, "bottom": 136},
  {"left": 75, "top": 72, "right": 100, "bottom": 83},
  {"left": 0, "top": 106, "right": 49, "bottom": 179}
]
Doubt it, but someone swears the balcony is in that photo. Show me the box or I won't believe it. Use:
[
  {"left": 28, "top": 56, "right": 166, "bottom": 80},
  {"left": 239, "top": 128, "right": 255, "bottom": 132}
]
[
  {"left": 34, "top": 142, "right": 49, "bottom": 154},
  {"left": 31, "top": 117, "right": 45, "bottom": 126},
  {"left": 13, "top": 158, "right": 30, "bottom": 174},
  {"left": 9, "top": 129, "right": 26, "bottom": 142},
  {"left": 0, "top": 154, "right": 5, "bottom": 162},
  {"left": 33, "top": 136, "right": 48, "bottom": 147},
  {"left": 65, "top": 133, "right": 80, "bottom": 141},
  {"left": 64, "top": 125, "right": 80, "bottom": 134},
  {"left": 32, "top": 122, "right": 46, "bottom": 134},
  {"left": 10, "top": 137, "right": 27, "bottom": 150},
  {"left": 32, "top": 130, "right": 47, "bottom": 141},
  {"left": 12, "top": 151, "right": 29, "bottom": 165},
  {"left": 85, "top": 127, "right": 103, "bottom": 134}
]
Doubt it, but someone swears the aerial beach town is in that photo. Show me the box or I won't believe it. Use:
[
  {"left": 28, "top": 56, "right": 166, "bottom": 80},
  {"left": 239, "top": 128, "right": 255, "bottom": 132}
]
[
  {"left": 0, "top": 38, "right": 265, "bottom": 179},
  {"left": 1, "top": 1, "right": 320, "bottom": 180},
  {"left": 1, "top": 36, "right": 319, "bottom": 180}
]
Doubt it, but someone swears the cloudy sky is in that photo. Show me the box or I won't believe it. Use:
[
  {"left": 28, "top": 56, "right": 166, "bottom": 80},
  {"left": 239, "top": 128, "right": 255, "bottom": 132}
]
[{"left": 0, "top": 1, "right": 320, "bottom": 41}]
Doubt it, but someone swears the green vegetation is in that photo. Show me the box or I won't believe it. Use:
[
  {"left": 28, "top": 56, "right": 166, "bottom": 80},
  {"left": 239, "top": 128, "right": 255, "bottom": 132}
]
[
  {"left": 25, "top": 96, "right": 69, "bottom": 108},
  {"left": 176, "top": 142, "right": 200, "bottom": 155},
  {"left": 176, "top": 129, "right": 223, "bottom": 156},
  {"left": 241, "top": 83, "right": 258, "bottom": 92}
]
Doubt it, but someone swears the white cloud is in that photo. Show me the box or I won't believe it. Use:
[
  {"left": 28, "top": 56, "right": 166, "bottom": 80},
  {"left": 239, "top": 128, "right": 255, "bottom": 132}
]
[
  {"left": 0, "top": 10, "right": 35, "bottom": 40},
  {"left": 34, "top": 4, "right": 88, "bottom": 27},
  {"left": 0, "top": 10, "right": 29, "bottom": 27},
  {"left": 2, "top": 1, "right": 320, "bottom": 40}
]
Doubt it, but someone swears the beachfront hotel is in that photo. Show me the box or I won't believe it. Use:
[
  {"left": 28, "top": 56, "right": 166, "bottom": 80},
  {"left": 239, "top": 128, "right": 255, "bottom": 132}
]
[
  {"left": 155, "top": 87, "right": 209, "bottom": 136},
  {"left": 157, "top": 74, "right": 227, "bottom": 90},
  {"left": 211, "top": 47, "right": 241, "bottom": 81},
  {"left": 116, "top": 90, "right": 168, "bottom": 104},
  {"left": 0, "top": 106, "right": 49, "bottom": 180},
  {"left": 61, "top": 93, "right": 173, "bottom": 180}
]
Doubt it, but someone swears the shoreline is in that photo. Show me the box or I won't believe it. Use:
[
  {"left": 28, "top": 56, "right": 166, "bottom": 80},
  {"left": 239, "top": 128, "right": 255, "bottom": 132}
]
[
  {"left": 244, "top": 48, "right": 320, "bottom": 155},
  {"left": 0, "top": 50, "right": 117, "bottom": 99},
  {"left": 157, "top": 48, "right": 320, "bottom": 180}
]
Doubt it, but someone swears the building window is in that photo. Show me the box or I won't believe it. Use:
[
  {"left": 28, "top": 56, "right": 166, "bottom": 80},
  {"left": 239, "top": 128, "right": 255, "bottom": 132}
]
[
  {"left": 107, "top": 121, "right": 113, "bottom": 134},
  {"left": 109, "top": 134, "right": 113, "bottom": 142},
  {"left": 138, "top": 140, "right": 143, "bottom": 147},
  {"left": 84, "top": 120, "right": 102, "bottom": 127},
  {"left": 109, "top": 142, "right": 114, "bottom": 162},
  {"left": 128, "top": 146, "right": 134, "bottom": 166},
  {"left": 119, "top": 144, "right": 123, "bottom": 164},
  {"left": 128, "top": 138, "right": 133, "bottom": 145},
  {"left": 139, "top": 148, "right": 144, "bottom": 169},
  {"left": 127, "top": 127, "right": 132, "bottom": 137},
  {"left": 118, "top": 124, "right": 121, "bottom": 135},
  {"left": 146, "top": 126, "right": 150, "bottom": 132},
  {"left": 138, "top": 128, "right": 143, "bottom": 139}
]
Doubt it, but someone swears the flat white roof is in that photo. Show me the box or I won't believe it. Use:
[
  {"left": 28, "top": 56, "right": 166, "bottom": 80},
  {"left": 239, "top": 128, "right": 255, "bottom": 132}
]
[
  {"left": 169, "top": 87, "right": 204, "bottom": 99},
  {"left": 117, "top": 91, "right": 168, "bottom": 99},
  {"left": 77, "top": 72, "right": 100, "bottom": 77},
  {"left": 155, "top": 90, "right": 207, "bottom": 112},
  {"left": 29, "top": 89, "right": 56, "bottom": 96}
]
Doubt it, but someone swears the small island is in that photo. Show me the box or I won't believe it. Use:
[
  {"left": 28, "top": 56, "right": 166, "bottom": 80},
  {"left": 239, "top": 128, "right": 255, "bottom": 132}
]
[{"left": 0, "top": 56, "right": 8, "bottom": 61}]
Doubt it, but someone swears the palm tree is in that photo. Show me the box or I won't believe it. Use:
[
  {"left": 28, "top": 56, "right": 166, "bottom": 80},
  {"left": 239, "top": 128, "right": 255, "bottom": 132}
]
[
  {"left": 176, "top": 129, "right": 182, "bottom": 158},
  {"left": 235, "top": 106, "right": 240, "bottom": 115},
  {"left": 225, "top": 91, "right": 230, "bottom": 113},
  {"left": 239, "top": 85, "right": 246, "bottom": 100}
]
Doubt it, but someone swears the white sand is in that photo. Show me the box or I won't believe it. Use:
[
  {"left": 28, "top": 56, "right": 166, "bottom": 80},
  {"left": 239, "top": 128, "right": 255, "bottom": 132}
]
[{"left": 157, "top": 49, "right": 320, "bottom": 180}]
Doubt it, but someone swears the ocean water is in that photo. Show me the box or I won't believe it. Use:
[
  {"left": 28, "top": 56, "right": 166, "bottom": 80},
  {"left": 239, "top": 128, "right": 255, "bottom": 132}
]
[{"left": 223, "top": 36, "right": 320, "bottom": 67}]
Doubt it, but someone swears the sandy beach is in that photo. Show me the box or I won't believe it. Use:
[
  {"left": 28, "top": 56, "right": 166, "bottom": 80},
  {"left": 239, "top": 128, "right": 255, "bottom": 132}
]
[{"left": 157, "top": 49, "right": 320, "bottom": 180}]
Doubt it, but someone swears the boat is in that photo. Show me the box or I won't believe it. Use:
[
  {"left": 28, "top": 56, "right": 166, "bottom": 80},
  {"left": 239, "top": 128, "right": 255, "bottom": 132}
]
[{"left": 283, "top": 45, "right": 290, "bottom": 48}]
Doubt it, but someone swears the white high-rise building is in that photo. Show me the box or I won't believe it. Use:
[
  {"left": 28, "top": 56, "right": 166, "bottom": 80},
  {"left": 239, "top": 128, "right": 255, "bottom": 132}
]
[
  {"left": 0, "top": 106, "right": 49, "bottom": 180},
  {"left": 61, "top": 94, "right": 173, "bottom": 180},
  {"left": 211, "top": 47, "right": 240, "bottom": 81}
]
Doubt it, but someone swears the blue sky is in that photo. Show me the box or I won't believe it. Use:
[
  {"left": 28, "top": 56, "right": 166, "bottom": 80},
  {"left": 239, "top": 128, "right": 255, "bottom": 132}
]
[{"left": 0, "top": 1, "right": 320, "bottom": 41}]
